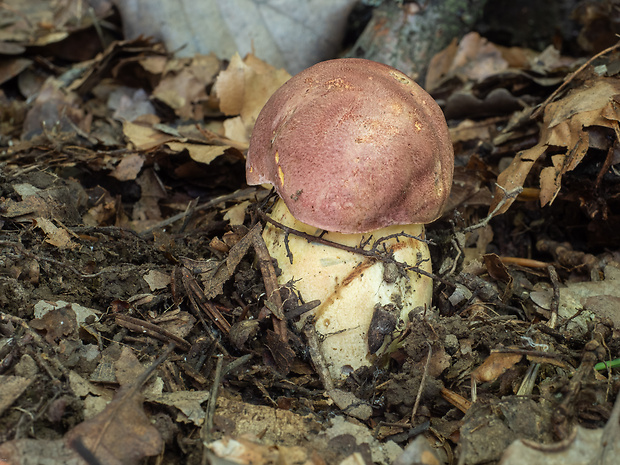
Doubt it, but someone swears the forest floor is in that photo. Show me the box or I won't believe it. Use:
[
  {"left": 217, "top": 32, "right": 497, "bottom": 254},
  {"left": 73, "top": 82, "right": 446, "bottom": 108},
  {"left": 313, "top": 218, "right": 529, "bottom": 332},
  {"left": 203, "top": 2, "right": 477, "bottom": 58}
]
[{"left": 0, "top": 6, "right": 619, "bottom": 465}]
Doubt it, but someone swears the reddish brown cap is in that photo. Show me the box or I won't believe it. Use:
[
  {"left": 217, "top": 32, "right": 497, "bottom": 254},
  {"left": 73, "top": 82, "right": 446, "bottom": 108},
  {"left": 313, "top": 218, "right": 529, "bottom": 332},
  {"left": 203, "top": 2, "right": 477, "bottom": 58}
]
[{"left": 246, "top": 58, "right": 454, "bottom": 233}]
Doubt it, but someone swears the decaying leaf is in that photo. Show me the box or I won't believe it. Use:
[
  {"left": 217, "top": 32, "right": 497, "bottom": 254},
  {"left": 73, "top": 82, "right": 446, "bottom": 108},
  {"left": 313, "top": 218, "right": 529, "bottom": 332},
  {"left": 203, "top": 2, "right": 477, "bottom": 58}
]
[
  {"left": 109, "top": 153, "right": 145, "bottom": 181},
  {"left": 492, "top": 76, "right": 620, "bottom": 214},
  {"left": 142, "top": 269, "right": 171, "bottom": 291},
  {"left": 214, "top": 53, "right": 290, "bottom": 141},
  {"left": 152, "top": 54, "right": 221, "bottom": 120},
  {"left": 472, "top": 351, "right": 522, "bottom": 383},
  {"left": 146, "top": 390, "right": 210, "bottom": 426},
  {"left": 64, "top": 383, "right": 163, "bottom": 464},
  {"left": 63, "top": 347, "right": 171, "bottom": 464},
  {"left": 30, "top": 306, "right": 78, "bottom": 344},
  {"left": 0, "top": 376, "right": 32, "bottom": 417}
]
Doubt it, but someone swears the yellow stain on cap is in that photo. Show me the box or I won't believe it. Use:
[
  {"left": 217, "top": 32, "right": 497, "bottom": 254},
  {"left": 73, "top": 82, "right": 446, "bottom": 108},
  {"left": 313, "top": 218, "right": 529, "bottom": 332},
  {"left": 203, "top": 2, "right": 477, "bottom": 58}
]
[{"left": 275, "top": 151, "right": 285, "bottom": 185}]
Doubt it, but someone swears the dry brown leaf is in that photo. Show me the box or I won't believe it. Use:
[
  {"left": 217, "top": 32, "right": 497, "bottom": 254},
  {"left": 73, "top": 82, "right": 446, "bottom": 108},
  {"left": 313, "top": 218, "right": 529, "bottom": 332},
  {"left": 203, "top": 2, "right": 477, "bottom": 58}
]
[
  {"left": 223, "top": 116, "right": 250, "bottom": 144},
  {"left": 448, "top": 32, "right": 510, "bottom": 82},
  {"left": 526, "top": 354, "right": 569, "bottom": 369},
  {"left": 492, "top": 76, "right": 620, "bottom": 214},
  {"left": 114, "top": 347, "right": 146, "bottom": 387},
  {"left": 0, "top": 58, "right": 32, "bottom": 86},
  {"left": 33, "top": 217, "right": 77, "bottom": 249},
  {"left": 223, "top": 201, "right": 251, "bottom": 226},
  {"left": 0, "top": 376, "right": 32, "bottom": 417},
  {"left": 82, "top": 187, "right": 118, "bottom": 227},
  {"left": 21, "top": 77, "right": 89, "bottom": 141},
  {"left": 214, "top": 53, "right": 247, "bottom": 116},
  {"left": 69, "top": 37, "right": 162, "bottom": 96},
  {"left": 152, "top": 54, "right": 220, "bottom": 120},
  {"left": 64, "top": 383, "right": 163, "bottom": 464},
  {"left": 146, "top": 390, "right": 210, "bottom": 426},
  {"left": 472, "top": 352, "right": 522, "bottom": 383},
  {"left": 265, "top": 329, "right": 295, "bottom": 375},
  {"left": 539, "top": 154, "right": 565, "bottom": 206},
  {"left": 450, "top": 119, "right": 492, "bottom": 142},
  {"left": 30, "top": 306, "right": 78, "bottom": 344},
  {"left": 166, "top": 142, "right": 229, "bottom": 165},
  {"left": 142, "top": 269, "right": 171, "bottom": 291},
  {"left": 483, "top": 253, "right": 513, "bottom": 284},
  {"left": 123, "top": 121, "right": 175, "bottom": 150},
  {"left": 131, "top": 169, "right": 166, "bottom": 231},
  {"left": 214, "top": 53, "right": 290, "bottom": 140},
  {"left": 154, "top": 311, "right": 196, "bottom": 340},
  {"left": 110, "top": 154, "right": 145, "bottom": 182},
  {"left": 0, "top": 0, "right": 108, "bottom": 47},
  {"left": 109, "top": 88, "right": 156, "bottom": 123}
]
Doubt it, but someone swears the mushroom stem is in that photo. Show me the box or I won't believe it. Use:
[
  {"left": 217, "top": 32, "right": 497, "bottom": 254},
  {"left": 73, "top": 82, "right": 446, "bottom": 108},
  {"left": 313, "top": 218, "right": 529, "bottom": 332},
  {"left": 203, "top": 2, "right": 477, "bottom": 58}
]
[{"left": 263, "top": 198, "right": 433, "bottom": 380}]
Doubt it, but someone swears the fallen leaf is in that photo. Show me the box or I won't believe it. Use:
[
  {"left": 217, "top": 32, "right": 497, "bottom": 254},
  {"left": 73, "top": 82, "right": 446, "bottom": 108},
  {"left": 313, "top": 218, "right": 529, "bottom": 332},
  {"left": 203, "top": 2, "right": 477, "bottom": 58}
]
[
  {"left": 115, "top": 0, "right": 357, "bottom": 74},
  {"left": 167, "top": 142, "right": 229, "bottom": 165},
  {"left": 214, "top": 53, "right": 290, "bottom": 140},
  {"left": 0, "top": 376, "right": 32, "bottom": 417},
  {"left": 33, "top": 300, "right": 101, "bottom": 325},
  {"left": 65, "top": 383, "right": 163, "bottom": 464},
  {"left": 30, "top": 306, "right": 78, "bottom": 344},
  {"left": 492, "top": 76, "right": 620, "bottom": 214},
  {"left": 472, "top": 352, "right": 522, "bottom": 383},
  {"left": 223, "top": 201, "right": 250, "bottom": 226},
  {"left": 143, "top": 269, "right": 171, "bottom": 291},
  {"left": 33, "top": 217, "right": 76, "bottom": 249},
  {"left": 152, "top": 54, "right": 220, "bottom": 120},
  {"left": 110, "top": 154, "right": 145, "bottom": 181},
  {"left": 147, "top": 391, "right": 210, "bottom": 426}
]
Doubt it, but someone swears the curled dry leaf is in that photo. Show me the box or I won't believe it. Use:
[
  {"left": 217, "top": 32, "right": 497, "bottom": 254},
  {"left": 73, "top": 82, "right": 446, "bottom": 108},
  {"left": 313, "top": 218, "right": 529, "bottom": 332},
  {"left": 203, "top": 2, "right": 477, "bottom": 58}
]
[
  {"left": 64, "top": 383, "right": 163, "bottom": 464},
  {"left": 491, "top": 76, "right": 620, "bottom": 215},
  {"left": 214, "top": 53, "right": 291, "bottom": 141}
]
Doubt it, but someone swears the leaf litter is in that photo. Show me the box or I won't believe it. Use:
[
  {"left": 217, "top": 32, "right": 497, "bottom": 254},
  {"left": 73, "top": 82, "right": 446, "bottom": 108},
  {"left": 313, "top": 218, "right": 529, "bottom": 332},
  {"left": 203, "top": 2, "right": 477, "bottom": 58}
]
[{"left": 0, "top": 5, "right": 619, "bottom": 465}]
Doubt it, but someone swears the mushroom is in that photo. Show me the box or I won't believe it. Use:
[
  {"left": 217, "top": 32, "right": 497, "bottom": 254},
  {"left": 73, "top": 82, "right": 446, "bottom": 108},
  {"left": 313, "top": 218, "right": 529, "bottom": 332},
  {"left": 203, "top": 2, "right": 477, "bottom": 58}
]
[{"left": 246, "top": 58, "right": 453, "bottom": 379}]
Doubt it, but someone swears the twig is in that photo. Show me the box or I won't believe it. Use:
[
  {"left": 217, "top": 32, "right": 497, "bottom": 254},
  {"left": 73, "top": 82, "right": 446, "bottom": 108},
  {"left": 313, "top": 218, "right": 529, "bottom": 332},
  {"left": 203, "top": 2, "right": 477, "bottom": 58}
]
[
  {"left": 180, "top": 267, "right": 232, "bottom": 334},
  {"left": 202, "top": 354, "right": 224, "bottom": 445},
  {"left": 547, "top": 265, "right": 561, "bottom": 329},
  {"left": 595, "top": 142, "right": 617, "bottom": 189},
  {"left": 439, "top": 387, "right": 471, "bottom": 413},
  {"left": 114, "top": 314, "right": 191, "bottom": 351},
  {"left": 411, "top": 342, "right": 432, "bottom": 424},
  {"left": 248, "top": 224, "right": 287, "bottom": 342},
  {"left": 140, "top": 187, "right": 256, "bottom": 237},
  {"left": 302, "top": 318, "right": 335, "bottom": 392},
  {"left": 0, "top": 240, "right": 107, "bottom": 279},
  {"left": 89, "top": 343, "right": 176, "bottom": 454},
  {"left": 462, "top": 184, "right": 523, "bottom": 233},
  {"left": 499, "top": 256, "right": 549, "bottom": 269},
  {"left": 258, "top": 210, "right": 454, "bottom": 289}
]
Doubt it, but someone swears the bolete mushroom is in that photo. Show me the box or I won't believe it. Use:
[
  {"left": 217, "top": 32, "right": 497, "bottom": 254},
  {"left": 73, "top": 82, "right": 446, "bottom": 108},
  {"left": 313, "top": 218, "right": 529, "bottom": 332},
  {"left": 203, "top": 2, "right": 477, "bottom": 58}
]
[{"left": 246, "top": 58, "right": 453, "bottom": 379}]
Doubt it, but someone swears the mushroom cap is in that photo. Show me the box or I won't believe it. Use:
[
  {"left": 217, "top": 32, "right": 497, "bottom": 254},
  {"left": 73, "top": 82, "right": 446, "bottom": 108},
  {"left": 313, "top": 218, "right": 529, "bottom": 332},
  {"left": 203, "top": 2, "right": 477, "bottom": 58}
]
[{"left": 246, "top": 58, "right": 454, "bottom": 234}]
